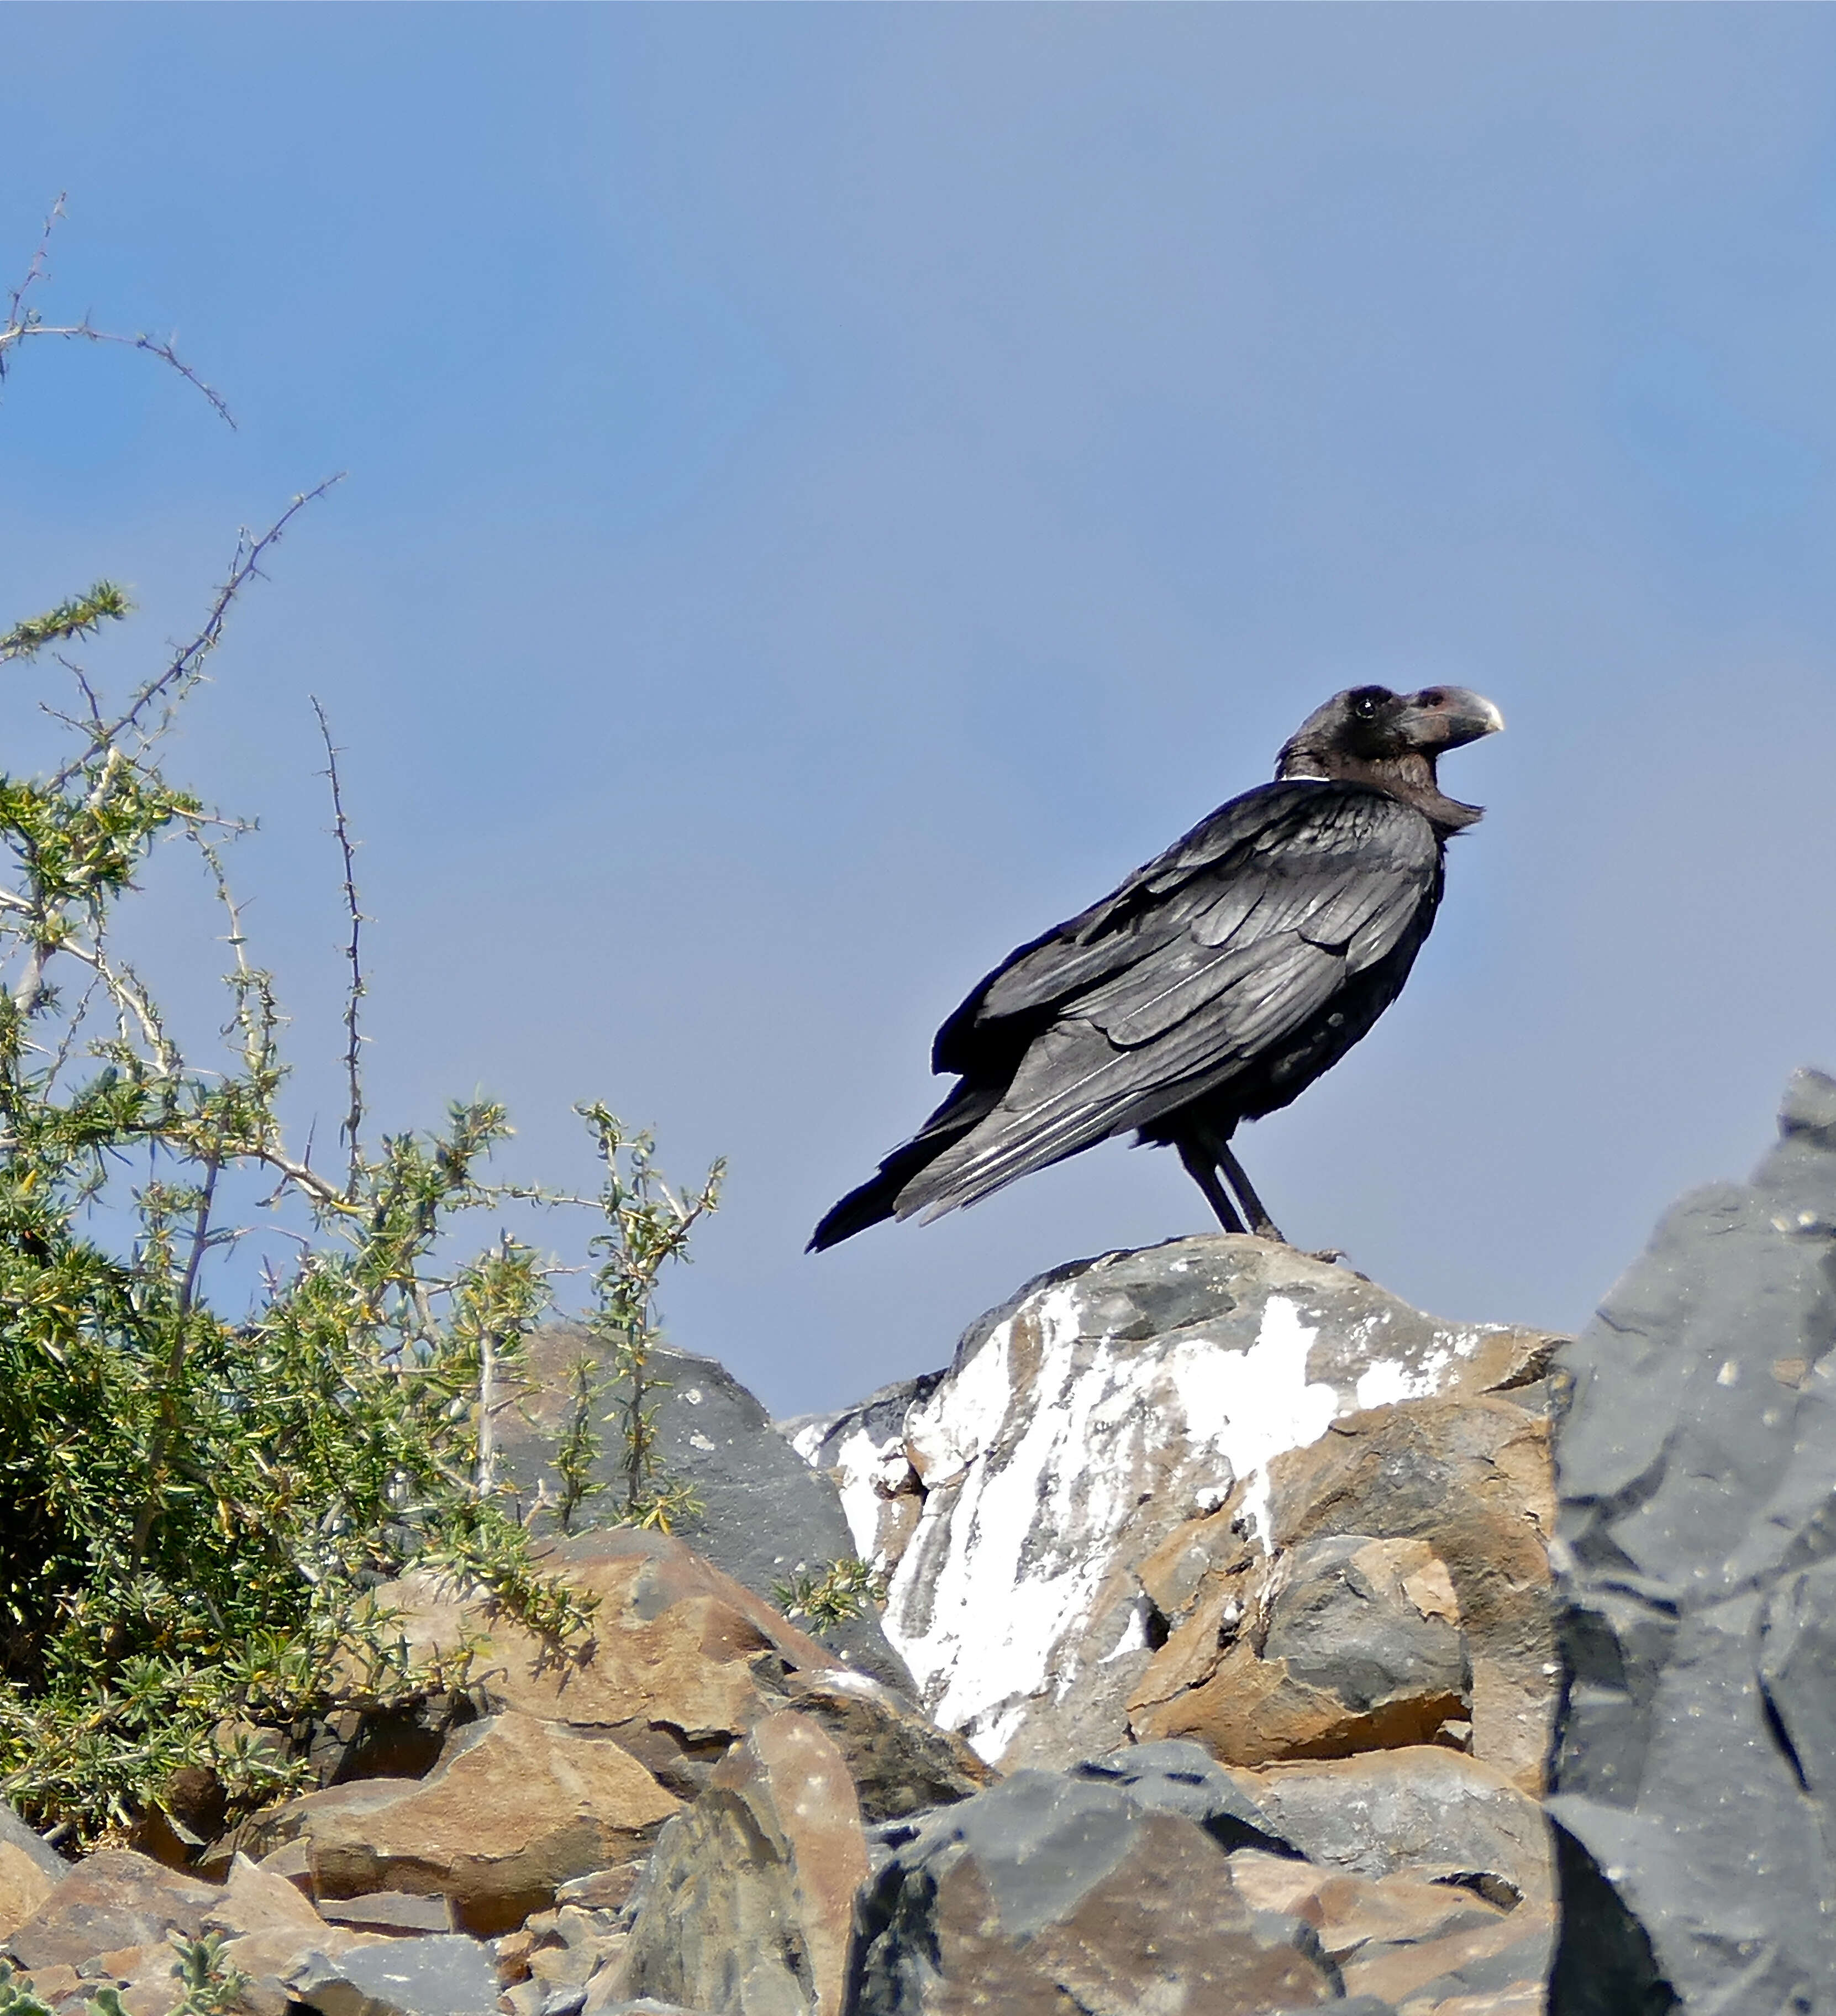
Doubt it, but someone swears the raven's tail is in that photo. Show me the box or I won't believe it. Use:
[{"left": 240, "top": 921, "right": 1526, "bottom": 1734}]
[{"left": 808, "top": 1080, "right": 1003, "bottom": 1251}]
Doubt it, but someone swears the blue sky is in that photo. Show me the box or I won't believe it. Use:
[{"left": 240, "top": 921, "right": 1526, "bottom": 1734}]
[{"left": 3, "top": 6, "right": 1835, "bottom": 1414}]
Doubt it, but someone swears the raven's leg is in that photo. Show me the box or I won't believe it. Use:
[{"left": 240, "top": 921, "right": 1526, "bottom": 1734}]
[
  {"left": 1214, "top": 1141, "right": 1286, "bottom": 1244},
  {"left": 1176, "top": 1139, "right": 1246, "bottom": 1233}
]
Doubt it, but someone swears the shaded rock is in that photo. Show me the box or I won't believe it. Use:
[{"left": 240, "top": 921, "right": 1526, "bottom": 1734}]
[
  {"left": 0, "top": 1803, "right": 65, "bottom": 1941},
  {"left": 496, "top": 1329, "right": 913, "bottom": 1691},
  {"left": 1219, "top": 1750, "right": 1555, "bottom": 1922},
  {"left": 291, "top": 1934, "right": 500, "bottom": 2016},
  {"left": 618, "top": 1710, "right": 868, "bottom": 2016},
  {"left": 355, "top": 1527, "right": 845, "bottom": 1799},
  {"left": 1067, "top": 1739, "right": 1300, "bottom": 1857},
  {"left": 233, "top": 1712, "right": 678, "bottom": 1938},
  {"left": 5, "top": 1850, "right": 215, "bottom": 1972},
  {"left": 1135, "top": 1534, "right": 1472, "bottom": 1766},
  {"left": 799, "top": 1234, "right": 1555, "bottom": 1767},
  {"left": 1549, "top": 1067, "right": 1836, "bottom": 2010},
  {"left": 849, "top": 1767, "right": 1338, "bottom": 2014},
  {"left": 781, "top": 1668, "right": 996, "bottom": 1824}
]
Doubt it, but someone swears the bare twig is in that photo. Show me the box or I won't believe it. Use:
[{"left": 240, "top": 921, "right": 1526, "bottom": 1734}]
[
  {"left": 0, "top": 196, "right": 234, "bottom": 427},
  {"left": 50, "top": 478, "right": 344, "bottom": 791},
  {"left": 312, "top": 696, "right": 366, "bottom": 1199}
]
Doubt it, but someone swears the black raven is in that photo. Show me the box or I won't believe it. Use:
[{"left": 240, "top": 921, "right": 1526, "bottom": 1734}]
[{"left": 810, "top": 684, "right": 1503, "bottom": 1250}]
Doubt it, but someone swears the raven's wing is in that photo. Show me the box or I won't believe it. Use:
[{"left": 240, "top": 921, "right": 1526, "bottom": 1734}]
[
  {"left": 934, "top": 780, "right": 1386, "bottom": 1071},
  {"left": 901, "top": 783, "right": 1440, "bottom": 1219}
]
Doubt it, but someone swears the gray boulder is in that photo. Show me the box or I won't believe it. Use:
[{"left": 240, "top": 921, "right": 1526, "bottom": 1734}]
[
  {"left": 1067, "top": 1739, "right": 1301, "bottom": 1857},
  {"left": 848, "top": 1767, "right": 1339, "bottom": 2014},
  {"left": 1551, "top": 1066, "right": 1836, "bottom": 2012},
  {"left": 292, "top": 1935, "right": 501, "bottom": 2016},
  {"left": 492, "top": 1327, "right": 913, "bottom": 1691}
]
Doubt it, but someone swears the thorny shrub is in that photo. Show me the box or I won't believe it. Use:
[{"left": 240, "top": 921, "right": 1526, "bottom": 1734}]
[{"left": 0, "top": 213, "right": 723, "bottom": 1844}]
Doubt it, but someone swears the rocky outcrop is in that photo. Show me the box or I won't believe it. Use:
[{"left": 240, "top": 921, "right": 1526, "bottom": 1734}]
[
  {"left": 19, "top": 1071, "right": 1836, "bottom": 2015},
  {"left": 793, "top": 1236, "right": 1557, "bottom": 1773},
  {"left": 1550, "top": 1066, "right": 1836, "bottom": 2013}
]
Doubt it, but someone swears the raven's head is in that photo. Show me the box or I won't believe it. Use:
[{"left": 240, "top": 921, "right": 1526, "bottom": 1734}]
[{"left": 1275, "top": 684, "right": 1504, "bottom": 833}]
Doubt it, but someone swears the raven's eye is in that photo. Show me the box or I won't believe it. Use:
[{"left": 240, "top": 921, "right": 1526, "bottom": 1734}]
[{"left": 1353, "top": 694, "right": 1380, "bottom": 719}]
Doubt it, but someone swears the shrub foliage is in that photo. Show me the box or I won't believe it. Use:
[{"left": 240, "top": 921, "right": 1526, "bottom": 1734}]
[{"left": 0, "top": 246, "right": 722, "bottom": 1842}]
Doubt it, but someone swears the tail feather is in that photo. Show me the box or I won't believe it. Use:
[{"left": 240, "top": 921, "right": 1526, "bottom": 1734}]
[{"left": 807, "top": 1080, "right": 1003, "bottom": 1250}]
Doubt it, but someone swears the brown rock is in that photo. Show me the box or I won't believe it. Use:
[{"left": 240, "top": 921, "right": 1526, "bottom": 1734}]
[
  {"left": 203, "top": 1852, "right": 328, "bottom": 1938},
  {"left": 618, "top": 1710, "right": 869, "bottom": 2016},
  {"left": 782, "top": 1667, "right": 997, "bottom": 1823},
  {"left": 0, "top": 1841, "right": 59, "bottom": 1943},
  {"left": 1219, "top": 1752, "right": 1556, "bottom": 2012},
  {"left": 1229, "top": 1846, "right": 1515, "bottom": 1961},
  {"left": 197, "top": 1854, "right": 376, "bottom": 2016},
  {"left": 1133, "top": 1534, "right": 1472, "bottom": 1764},
  {"left": 6, "top": 1850, "right": 216, "bottom": 1973},
  {"left": 1266, "top": 1395, "right": 1559, "bottom": 1793},
  {"left": 226, "top": 1712, "right": 678, "bottom": 1938},
  {"left": 362, "top": 1527, "right": 843, "bottom": 1797}
]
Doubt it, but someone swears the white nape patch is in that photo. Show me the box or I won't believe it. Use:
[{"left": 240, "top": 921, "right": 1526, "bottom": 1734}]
[
  {"left": 1165, "top": 1295, "right": 1336, "bottom": 1544},
  {"left": 786, "top": 1421, "right": 826, "bottom": 1464}
]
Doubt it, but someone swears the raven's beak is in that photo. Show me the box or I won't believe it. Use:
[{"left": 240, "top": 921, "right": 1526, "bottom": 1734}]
[{"left": 1403, "top": 687, "right": 1504, "bottom": 752}]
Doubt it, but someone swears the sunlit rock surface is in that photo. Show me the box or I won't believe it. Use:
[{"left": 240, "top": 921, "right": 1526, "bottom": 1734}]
[{"left": 788, "top": 1235, "right": 1557, "bottom": 1770}]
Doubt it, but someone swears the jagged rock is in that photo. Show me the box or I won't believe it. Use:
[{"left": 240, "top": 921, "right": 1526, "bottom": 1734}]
[
  {"left": 780, "top": 1668, "right": 996, "bottom": 1824},
  {"left": 793, "top": 1235, "right": 1555, "bottom": 1768},
  {"left": 1134, "top": 1534, "right": 1472, "bottom": 1766},
  {"left": 1217, "top": 1750, "right": 1557, "bottom": 2013},
  {"left": 227, "top": 1712, "right": 678, "bottom": 1938},
  {"left": 1131, "top": 1388, "right": 1558, "bottom": 1793},
  {"left": 496, "top": 1330, "right": 913, "bottom": 1690},
  {"left": 198, "top": 1855, "right": 377, "bottom": 2016},
  {"left": 4, "top": 1849, "right": 215, "bottom": 1972},
  {"left": 349, "top": 1527, "right": 845, "bottom": 1799},
  {"left": 291, "top": 1933, "right": 501, "bottom": 2016},
  {"left": 849, "top": 1767, "right": 1338, "bottom": 2014},
  {"left": 1067, "top": 1739, "right": 1301, "bottom": 1857},
  {"left": 1219, "top": 1750, "right": 1555, "bottom": 1917},
  {"left": 0, "top": 1803, "right": 65, "bottom": 1941},
  {"left": 1233, "top": 1842, "right": 1551, "bottom": 2009},
  {"left": 1550, "top": 1067, "right": 1836, "bottom": 2012},
  {"left": 617, "top": 1710, "right": 869, "bottom": 2016}
]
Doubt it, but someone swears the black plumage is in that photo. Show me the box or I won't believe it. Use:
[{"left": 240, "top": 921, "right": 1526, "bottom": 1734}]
[{"left": 810, "top": 683, "right": 1502, "bottom": 1250}]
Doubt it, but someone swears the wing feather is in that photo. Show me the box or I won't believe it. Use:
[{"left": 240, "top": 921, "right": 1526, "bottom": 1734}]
[{"left": 902, "top": 784, "right": 1440, "bottom": 1216}]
